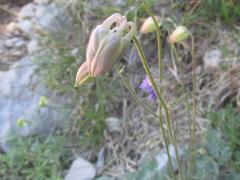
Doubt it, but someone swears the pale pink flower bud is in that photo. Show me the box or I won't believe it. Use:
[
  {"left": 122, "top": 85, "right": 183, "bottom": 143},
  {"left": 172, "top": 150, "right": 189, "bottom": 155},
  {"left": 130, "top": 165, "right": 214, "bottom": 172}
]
[
  {"left": 75, "top": 13, "right": 136, "bottom": 86},
  {"left": 169, "top": 26, "right": 189, "bottom": 44},
  {"left": 140, "top": 16, "right": 161, "bottom": 34}
]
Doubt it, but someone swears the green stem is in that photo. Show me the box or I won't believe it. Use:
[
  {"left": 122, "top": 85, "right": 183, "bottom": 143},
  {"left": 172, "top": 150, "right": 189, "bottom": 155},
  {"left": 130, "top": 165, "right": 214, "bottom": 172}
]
[
  {"left": 189, "top": 34, "right": 197, "bottom": 179},
  {"left": 171, "top": 44, "right": 191, "bottom": 135},
  {"left": 132, "top": 36, "right": 167, "bottom": 110},
  {"left": 114, "top": 65, "right": 159, "bottom": 119},
  {"left": 141, "top": 0, "right": 163, "bottom": 81},
  {"left": 133, "top": 36, "right": 179, "bottom": 179},
  {"left": 165, "top": 108, "right": 185, "bottom": 180},
  {"left": 157, "top": 106, "right": 174, "bottom": 177}
]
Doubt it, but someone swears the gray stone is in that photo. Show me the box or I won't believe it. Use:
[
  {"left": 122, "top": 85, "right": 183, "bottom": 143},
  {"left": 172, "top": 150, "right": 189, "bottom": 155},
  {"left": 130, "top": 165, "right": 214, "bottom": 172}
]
[
  {"left": 0, "top": 57, "right": 72, "bottom": 152},
  {"left": 65, "top": 157, "right": 96, "bottom": 180},
  {"left": 95, "top": 177, "right": 112, "bottom": 180},
  {"left": 155, "top": 145, "right": 184, "bottom": 172},
  {"left": 35, "top": 5, "right": 46, "bottom": 18},
  {"left": 105, "top": 117, "right": 122, "bottom": 134},
  {"left": 34, "top": 0, "right": 50, "bottom": 5},
  {"left": 15, "top": 40, "right": 26, "bottom": 48},
  {"left": 19, "top": 3, "right": 36, "bottom": 19},
  {"left": 34, "top": 3, "right": 73, "bottom": 39},
  {"left": 17, "top": 3, "right": 73, "bottom": 41},
  {"left": 4, "top": 37, "right": 20, "bottom": 48},
  {"left": 17, "top": 20, "right": 34, "bottom": 35},
  {"left": 70, "top": 48, "right": 79, "bottom": 57},
  {"left": 0, "top": 40, "right": 4, "bottom": 53},
  {"left": 11, "top": 50, "right": 24, "bottom": 56},
  {"left": 6, "top": 22, "right": 18, "bottom": 33},
  {"left": 37, "top": 3, "right": 61, "bottom": 28},
  {"left": 203, "top": 49, "right": 222, "bottom": 69},
  {"left": 27, "top": 39, "right": 39, "bottom": 53},
  {"left": 96, "top": 148, "right": 105, "bottom": 169}
]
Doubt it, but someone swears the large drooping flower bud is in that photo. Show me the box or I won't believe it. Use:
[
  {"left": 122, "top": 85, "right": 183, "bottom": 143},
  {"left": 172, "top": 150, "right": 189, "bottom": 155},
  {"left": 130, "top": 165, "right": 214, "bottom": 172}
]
[
  {"left": 140, "top": 16, "right": 161, "bottom": 34},
  {"left": 75, "top": 13, "right": 136, "bottom": 87}
]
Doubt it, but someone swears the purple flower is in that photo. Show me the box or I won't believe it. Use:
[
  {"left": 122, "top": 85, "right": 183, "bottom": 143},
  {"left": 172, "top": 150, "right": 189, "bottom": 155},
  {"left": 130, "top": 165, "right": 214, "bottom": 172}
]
[{"left": 140, "top": 76, "right": 157, "bottom": 101}]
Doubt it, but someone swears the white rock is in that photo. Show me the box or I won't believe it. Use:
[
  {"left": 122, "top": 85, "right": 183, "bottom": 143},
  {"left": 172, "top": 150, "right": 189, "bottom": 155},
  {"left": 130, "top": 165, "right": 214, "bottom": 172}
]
[
  {"left": 203, "top": 49, "right": 222, "bottom": 69},
  {"left": 4, "top": 39, "right": 14, "bottom": 47},
  {"left": 35, "top": 3, "right": 72, "bottom": 35},
  {"left": 4, "top": 38, "right": 20, "bottom": 48},
  {"left": 155, "top": 145, "right": 184, "bottom": 172},
  {"left": 0, "top": 57, "right": 73, "bottom": 152},
  {"left": 96, "top": 148, "right": 105, "bottom": 169},
  {"left": 105, "top": 117, "right": 122, "bottom": 134},
  {"left": 65, "top": 157, "right": 96, "bottom": 180},
  {"left": 34, "top": 0, "right": 50, "bottom": 5},
  {"left": 0, "top": 41, "right": 4, "bottom": 53},
  {"left": 12, "top": 51, "right": 23, "bottom": 56},
  {"left": 19, "top": 3, "right": 36, "bottom": 19},
  {"left": 6, "top": 22, "right": 18, "bottom": 33},
  {"left": 35, "top": 5, "right": 46, "bottom": 18},
  {"left": 17, "top": 20, "right": 34, "bottom": 35},
  {"left": 15, "top": 40, "right": 26, "bottom": 48},
  {"left": 27, "top": 39, "right": 39, "bottom": 53},
  {"left": 71, "top": 48, "right": 79, "bottom": 57},
  {"left": 37, "top": 3, "right": 59, "bottom": 28}
]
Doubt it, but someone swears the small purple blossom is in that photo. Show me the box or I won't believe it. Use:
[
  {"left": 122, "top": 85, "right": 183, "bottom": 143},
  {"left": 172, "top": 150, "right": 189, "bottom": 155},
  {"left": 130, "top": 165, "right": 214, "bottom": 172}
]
[{"left": 140, "top": 76, "right": 157, "bottom": 101}]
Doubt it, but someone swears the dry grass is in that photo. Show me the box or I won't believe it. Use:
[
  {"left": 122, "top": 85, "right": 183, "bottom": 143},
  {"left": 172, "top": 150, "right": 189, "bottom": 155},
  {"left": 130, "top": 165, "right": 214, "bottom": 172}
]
[{"left": 97, "top": 24, "right": 240, "bottom": 177}]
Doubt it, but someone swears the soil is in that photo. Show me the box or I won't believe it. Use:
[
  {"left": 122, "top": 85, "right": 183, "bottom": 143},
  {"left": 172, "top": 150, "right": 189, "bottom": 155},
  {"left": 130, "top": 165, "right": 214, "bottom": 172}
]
[
  {"left": 0, "top": 0, "right": 30, "bottom": 71},
  {"left": 0, "top": 0, "right": 32, "bottom": 33},
  {"left": 0, "top": 0, "right": 32, "bottom": 6}
]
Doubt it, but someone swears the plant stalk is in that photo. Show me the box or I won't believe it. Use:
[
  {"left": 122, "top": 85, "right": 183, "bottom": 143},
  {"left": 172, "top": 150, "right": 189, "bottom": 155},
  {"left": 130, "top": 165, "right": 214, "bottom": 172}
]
[
  {"left": 188, "top": 34, "right": 197, "bottom": 179},
  {"left": 133, "top": 36, "right": 184, "bottom": 179},
  {"left": 114, "top": 65, "right": 160, "bottom": 119},
  {"left": 141, "top": 0, "right": 163, "bottom": 81}
]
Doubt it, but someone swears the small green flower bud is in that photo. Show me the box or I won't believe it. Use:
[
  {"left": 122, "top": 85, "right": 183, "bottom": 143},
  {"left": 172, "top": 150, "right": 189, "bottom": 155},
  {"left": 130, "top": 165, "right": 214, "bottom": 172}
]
[
  {"left": 16, "top": 118, "right": 27, "bottom": 128},
  {"left": 38, "top": 96, "right": 48, "bottom": 108},
  {"left": 16, "top": 118, "right": 31, "bottom": 128},
  {"left": 140, "top": 16, "right": 161, "bottom": 34},
  {"left": 169, "top": 26, "right": 189, "bottom": 43}
]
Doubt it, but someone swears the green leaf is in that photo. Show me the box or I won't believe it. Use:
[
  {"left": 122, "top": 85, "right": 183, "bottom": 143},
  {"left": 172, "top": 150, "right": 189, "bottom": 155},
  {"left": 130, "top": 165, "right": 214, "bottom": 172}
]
[
  {"left": 123, "top": 159, "right": 170, "bottom": 180},
  {"left": 204, "top": 128, "right": 232, "bottom": 165},
  {"left": 168, "top": 93, "right": 188, "bottom": 109},
  {"left": 192, "top": 155, "right": 219, "bottom": 180}
]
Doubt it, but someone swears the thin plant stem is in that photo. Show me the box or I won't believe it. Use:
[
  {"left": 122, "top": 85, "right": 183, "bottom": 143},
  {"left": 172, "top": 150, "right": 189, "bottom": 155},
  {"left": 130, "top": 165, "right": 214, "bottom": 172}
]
[
  {"left": 165, "top": 108, "right": 185, "bottom": 180},
  {"left": 157, "top": 106, "right": 174, "bottom": 178},
  {"left": 114, "top": 65, "right": 160, "bottom": 119},
  {"left": 171, "top": 45, "right": 192, "bottom": 156},
  {"left": 133, "top": 36, "right": 184, "bottom": 179},
  {"left": 132, "top": 36, "right": 167, "bottom": 109},
  {"left": 166, "top": 47, "right": 185, "bottom": 180},
  {"left": 188, "top": 34, "right": 197, "bottom": 179},
  {"left": 191, "top": 34, "right": 197, "bottom": 158},
  {"left": 172, "top": 45, "right": 192, "bottom": 138},
  {"left": 141, "top": 0, "right": 163, "bottom": 81},
  {"left": 115, "top": 64, "right": 173, "bottom": 175}
]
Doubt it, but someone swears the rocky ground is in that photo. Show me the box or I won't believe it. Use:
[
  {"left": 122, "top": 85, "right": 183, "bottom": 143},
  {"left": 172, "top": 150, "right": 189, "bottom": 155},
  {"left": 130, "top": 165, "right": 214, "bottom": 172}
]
[
  {"left": 0, "top": 0, "right": 73, "bottom": 154},
  {"left": 0, "top": 0, "right": 239, "bottom": 179},
  {"left": 0, "top": 1, "right": 89, "bottom": 179},
  {"left": 0, "top": 1, "right": 27, "bottom": 71}
]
